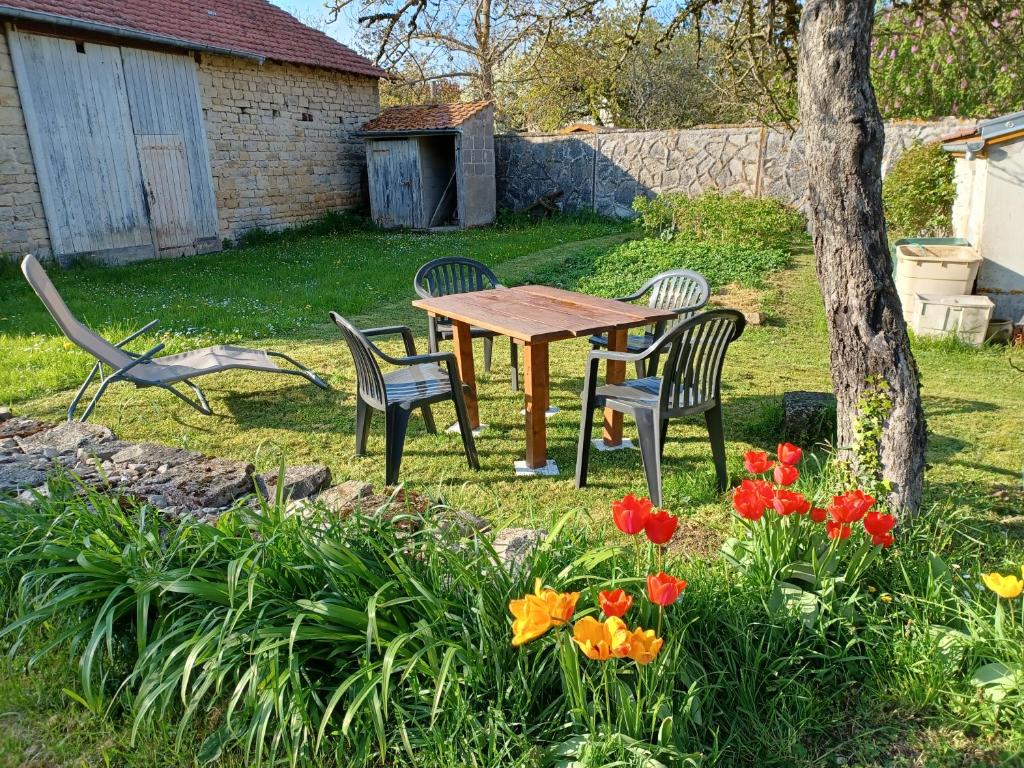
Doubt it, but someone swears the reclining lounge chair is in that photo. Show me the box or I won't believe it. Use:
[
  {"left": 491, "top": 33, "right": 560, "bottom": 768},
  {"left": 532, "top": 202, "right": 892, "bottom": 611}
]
[{"left": 21, "top": 255, "right": 329, "bottom": 422}]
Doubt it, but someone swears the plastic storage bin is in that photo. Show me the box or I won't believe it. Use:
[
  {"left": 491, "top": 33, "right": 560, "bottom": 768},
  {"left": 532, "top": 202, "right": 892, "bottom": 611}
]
[
  {"left": 894, "top": 241, "right": 981, "bottom": 321},
  {"left": 912, "top": 293, "right": 994, "bottom": 346}
]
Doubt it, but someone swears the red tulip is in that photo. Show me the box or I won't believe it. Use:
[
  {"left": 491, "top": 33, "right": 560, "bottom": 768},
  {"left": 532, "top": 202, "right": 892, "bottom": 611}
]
[
  {"left": 772, "top": 489, "right": 810, "bottom": 516},
  {"left": 743, "top": 450, "right": 775, "bottom": 474},
  {"left": 776, "top": 443, "right": 803, "bottom": 466},
  {"left": 598, "top": 588, "right": 633, "bottom": 618},
  {"left": 829, "top": 490, "right": 876, "bottom": 524},
  {"left": 644, "top": 509, "right": 679, "bottom": 544},
  {"left": 733, "top": 479, "right": 773, "bottom": 521},
  {"left": 826, "top": 520, "right": 852, "bottom": 540},
  {"left": 773, "top": 464, "right": 799, "bottom": 486},
  {"left": 612, "top": 494, "right": 653, "bottom": 535},
  {"left": 646, "top": 572, "right": 687, "bottom": 606},
  {"left": 810, "top": 507, "right": 828, "bottom": 523},
  {"left": 864, "top": 511, "right": 896, "bottom": 547}
]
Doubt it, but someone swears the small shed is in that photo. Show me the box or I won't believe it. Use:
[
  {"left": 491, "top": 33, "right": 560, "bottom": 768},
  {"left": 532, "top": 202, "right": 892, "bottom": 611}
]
[
  {"left": 942, "top": 111, "right": 1024, "bottom": 322},
  {"left": 358, "top": 102, "right": 496, "bottom": 230}
]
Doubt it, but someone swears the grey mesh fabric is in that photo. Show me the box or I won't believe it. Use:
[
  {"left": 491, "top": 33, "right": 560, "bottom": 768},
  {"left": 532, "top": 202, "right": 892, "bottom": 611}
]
[
  {"left": 21, "top": 255, "right": 136, "bottom": 370},
  {"left": 20, "top": 255, "right": 283, "bottom": 385}
]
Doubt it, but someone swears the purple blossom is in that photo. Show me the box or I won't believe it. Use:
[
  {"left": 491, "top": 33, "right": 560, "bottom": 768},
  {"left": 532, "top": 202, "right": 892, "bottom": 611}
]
[
  {"left": 890, "top": 50, "right": 897, "bottom": 59},
  {"left": 992, "top": 19, "right": 1001, "bottom": 28},
  {"left": 911, "top": 44, "right": 919, "bottom": 53},
  {"left": 1010, "top": 9, "right": 1020, "bottom": 18}
]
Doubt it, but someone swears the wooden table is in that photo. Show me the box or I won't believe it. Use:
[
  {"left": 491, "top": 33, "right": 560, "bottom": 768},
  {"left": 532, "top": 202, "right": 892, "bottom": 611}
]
[{"left": 412, "top": 285, "right": 676, "bottom": 472}]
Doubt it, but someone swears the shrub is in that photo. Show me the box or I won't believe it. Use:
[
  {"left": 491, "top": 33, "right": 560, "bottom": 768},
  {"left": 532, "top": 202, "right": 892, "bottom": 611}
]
[
  {"left": 882, "top": 141, "right": 956, "bottom": 239},
  {"left": 532, "top": 237, "right": 791, "bottom": 297},
  {"left": 632, "top": 191, "right": 806, "bottom": 250}
]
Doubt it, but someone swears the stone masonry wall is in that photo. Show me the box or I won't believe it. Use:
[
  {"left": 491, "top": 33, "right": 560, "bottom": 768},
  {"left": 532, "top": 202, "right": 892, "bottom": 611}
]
[
  {"left": 197, "top": 54, "right": 379, "bottom": 240},
  {"left": 0, "top": 31, "right": 50, "bottom": 258},
  {"left": 496, "top": 119, "right": 971, "bottom": 217},
  {"left": 458, "top": 104, "right": 496, "bottom": 226}
]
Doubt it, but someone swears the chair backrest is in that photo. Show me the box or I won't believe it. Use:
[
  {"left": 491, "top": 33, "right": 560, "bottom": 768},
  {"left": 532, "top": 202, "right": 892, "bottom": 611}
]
[
  {"left": 651, "top": 308, "right": 746, "bottom": 413},
  {"left": 329, "top": 312, "right": 388, "bottom": 408},
  {"left": 413, "top": 257, "right": 503, "bottom": 300},
  {"left": 644, "top": 269, "right": 710, "bottom": 332},
  {"left": 20, "top": 254, "right": 135, "bottom": 370}
]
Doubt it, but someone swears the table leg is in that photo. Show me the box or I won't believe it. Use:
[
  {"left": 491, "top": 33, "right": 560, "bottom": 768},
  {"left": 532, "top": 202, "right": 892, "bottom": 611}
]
[
  {"left": 602, "top": 328, "right": 626, "bottom": 446},
  {"left": 451, "top": 319, "right": 480, "bottom": 429},
  {"left": 523, "top": 341, "right": 549, "bottom": 469}
]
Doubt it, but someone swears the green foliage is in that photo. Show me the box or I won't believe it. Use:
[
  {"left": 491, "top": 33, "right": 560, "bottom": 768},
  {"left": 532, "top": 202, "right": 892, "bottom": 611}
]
[
  {"left": 848, "top": 376, "right": 894, "bottom": 498},
  {"left": 633, "top": 192, "right": 806, "bottom": 251},
  {"left": 882, "top": 141, "right": 956, "bottom": 239}
]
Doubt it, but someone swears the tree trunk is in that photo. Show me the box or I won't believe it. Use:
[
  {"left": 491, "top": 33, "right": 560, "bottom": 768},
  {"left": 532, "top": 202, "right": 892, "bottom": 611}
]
[{"left": 797, "top": 0, "right": 927, "bottom": 514}]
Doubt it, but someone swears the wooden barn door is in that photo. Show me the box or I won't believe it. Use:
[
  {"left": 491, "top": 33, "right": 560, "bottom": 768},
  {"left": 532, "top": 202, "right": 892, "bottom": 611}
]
[
  {"left": 8, "top": 30, "right": 154, "bottom": 262},
  {"left": 367, "top": 140, "right": 422, "bottom": 228},
  {"left": 8, "top": 29, "right": 220, "bottom": 262},
  {"left": 121, "top": 48, "right": 219, "bottom": 256}
]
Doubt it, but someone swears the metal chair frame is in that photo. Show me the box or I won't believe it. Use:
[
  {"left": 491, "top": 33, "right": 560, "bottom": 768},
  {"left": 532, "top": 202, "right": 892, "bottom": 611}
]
[
  {"left": 413, "top": 256, "right": 520, "bottom": 390},
  {"left": 576, "top": 308, "right": 746, "bottom": 505},
  {"left": 330, "top": 312, "right": 479, "bottom": 486}
]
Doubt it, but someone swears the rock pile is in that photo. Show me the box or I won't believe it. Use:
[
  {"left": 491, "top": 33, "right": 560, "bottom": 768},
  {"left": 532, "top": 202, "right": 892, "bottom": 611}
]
[{"left": 0, "top": 414, "right": 545, "bottom": 567}]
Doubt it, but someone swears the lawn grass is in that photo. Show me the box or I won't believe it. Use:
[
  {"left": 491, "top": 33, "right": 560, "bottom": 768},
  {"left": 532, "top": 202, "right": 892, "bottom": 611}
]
[
  {"left": 1, "top": 215, "right": 1023, "bottom": 766},
  {"left": 3, "top": 216, "right": 1021, "bottom": 541}
]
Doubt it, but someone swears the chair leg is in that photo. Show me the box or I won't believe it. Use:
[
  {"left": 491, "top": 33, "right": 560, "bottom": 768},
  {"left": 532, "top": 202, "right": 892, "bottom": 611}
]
[
  {"left": 705, "top": 404, "right": 728, "bottom": 492},
  {"left": 660, "top": 418, "right": 669, "bottom": 459},
  {"left": 79, "top": 376, "right": 118, "bottom": 422},
  {"left": 575, "top": 359, "right": 600, "bottom": 489},
  {"left": 421, "top": 403, "right": 437, "bottom": 434},
  {"left": 483, "top": 336, "right": 493, "bottom": 373},
  {"left": 162, "top": 382, "right": 213, "bottom": 416},
  {"left": 634, "top": 359, "right": 646, "bottom": 379},
  {"left": 451, "top": 386, "right": 480, "bottom": 470},
  {"left": 509, "top": 340, "right": 519, "bottom": 392},
  {"left": 384, "top": 404, "right": 412, "bottom": 486},
  {"left": 68, "top": 363, "right": 101, "bottom": 422},
  {"left": 427, "top": 319, "right": 439, "bottom": 354},
  {"left": 635, "top": 409, "right": 663, "bottom": 507},
  {"left": 355, "top": 399, "right": 373, "bottom": 456}
]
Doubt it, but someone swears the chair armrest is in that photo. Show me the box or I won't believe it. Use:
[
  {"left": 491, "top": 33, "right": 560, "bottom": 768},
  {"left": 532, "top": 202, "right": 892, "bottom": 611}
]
[
  {"left": 361, "top": 325, "right": 417, "bottom": 356},
  {"left": 370, "top": 345, "right": 455, "bottom": 369},
  {"left": 113, "top": 319, "right": 160, "bottom": 358},
  {"left": 113, "top": 342, "right": 165, "bottom": 376}
]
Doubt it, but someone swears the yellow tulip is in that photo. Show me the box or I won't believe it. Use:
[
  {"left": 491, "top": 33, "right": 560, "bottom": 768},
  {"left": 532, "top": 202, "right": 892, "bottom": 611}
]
[
  {"left": 572, "top": 616, "right": 631, "bottom": 661},
  {"left": 509, "top": 594, "right": 552, "bottom": 647},
  {"left": 982, "top": 571, "right": 1024, "bottom": 600},
  {"left": 625, "top": 627, "right": 664, "bottom": 665},
  {"left": 509, "top": 581, "right": 580, "bottom": 647}
]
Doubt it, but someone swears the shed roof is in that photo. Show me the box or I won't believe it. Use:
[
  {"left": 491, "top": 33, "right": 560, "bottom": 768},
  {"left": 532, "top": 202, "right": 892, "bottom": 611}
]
[
  {"left": 0, "top": 0, "right": 386, "bottom": 78},
  {"left": 941, "top": 110, "right": 1024, "bottom": 154},
  {"left": 360, "top": 101, "right": 491, "bottom": 133}
]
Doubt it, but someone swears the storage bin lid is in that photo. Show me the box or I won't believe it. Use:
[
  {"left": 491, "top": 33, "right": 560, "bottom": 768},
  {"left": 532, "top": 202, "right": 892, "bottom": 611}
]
[
  {"left": 914, "top": 293, "right": 994, "bottom": 308},
  {"left": 895, "top": 244, "right": 980, "bottom": 263}
]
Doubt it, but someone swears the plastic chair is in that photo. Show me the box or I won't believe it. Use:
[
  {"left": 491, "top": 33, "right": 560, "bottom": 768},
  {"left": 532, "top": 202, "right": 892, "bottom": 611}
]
[
  {"left": 330, "top": 312, "right": 479, "bottom": 486},
  {"left": 576, "top": 309, "right": 746, "bottom": 506},
  {"left": 413, "top": 256, "right": 519, "bottom": 390},
  {"left": 589, "top": 269, "right": 710, "bottom": 378}
]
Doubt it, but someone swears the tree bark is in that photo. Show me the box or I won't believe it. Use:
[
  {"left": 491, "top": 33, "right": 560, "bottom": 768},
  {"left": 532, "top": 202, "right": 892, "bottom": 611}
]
[{"left": 797, "top": 0, "right": 927, "bottom": 514}]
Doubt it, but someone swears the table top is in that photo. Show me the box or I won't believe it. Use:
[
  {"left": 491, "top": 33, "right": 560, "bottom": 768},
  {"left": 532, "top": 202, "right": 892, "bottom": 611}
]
[{"left": 412, "top": 285, "right": 677, "bottom": 343}]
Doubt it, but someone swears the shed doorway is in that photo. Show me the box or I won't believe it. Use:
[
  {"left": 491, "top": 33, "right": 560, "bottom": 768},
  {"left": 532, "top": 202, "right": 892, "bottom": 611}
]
[
  {"left": 365, "top": 134, "right": 459, "bottom": 229},
  {"left": 417, "top": 135, "right": 458, "bottom": 228}
]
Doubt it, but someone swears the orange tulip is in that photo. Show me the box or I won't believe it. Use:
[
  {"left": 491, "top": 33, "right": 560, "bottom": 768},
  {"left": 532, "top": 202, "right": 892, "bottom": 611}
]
[
  {"left": 509, "top": 580, "right": 579, "bottom": 646},
  {"left": 598, "top": 588, "right": 633, "bottom": 618},
  {"left": 646, "top": 572, "right": 687, "bottom": 606},
  {"left": 572, "top": 616, "right": 631, "bottom": 661},
  {"left": 625, "top": 627, "right": 664, "bottom": 665}
]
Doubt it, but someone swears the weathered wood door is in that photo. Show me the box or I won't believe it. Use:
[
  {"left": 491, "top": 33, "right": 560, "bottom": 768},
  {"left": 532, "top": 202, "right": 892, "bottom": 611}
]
[
  {"left": 367, "top": 140, "right": 422, "bottom": 228},
  {"left": 8, "top": 29, "right": 220, "bottom": 262},
  {"left": 7, "top": 30, "right": 153, "bottom": 262}
]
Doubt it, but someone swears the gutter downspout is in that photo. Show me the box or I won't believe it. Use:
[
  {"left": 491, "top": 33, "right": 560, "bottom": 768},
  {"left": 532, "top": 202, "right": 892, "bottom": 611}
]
[{"left": 0, "top": 5, "right": 266, "bottom": 63}]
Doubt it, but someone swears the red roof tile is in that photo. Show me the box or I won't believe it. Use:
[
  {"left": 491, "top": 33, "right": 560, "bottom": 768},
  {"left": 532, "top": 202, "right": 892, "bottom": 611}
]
[
  {"left": 0, "top": 0, "right": 386, "bottom": 78},
  {"left": 940, "top": 125, "right": 980, "bottom": 142},
  {"left": 361, "top": 102, "right": 492, "bottom": 132}
]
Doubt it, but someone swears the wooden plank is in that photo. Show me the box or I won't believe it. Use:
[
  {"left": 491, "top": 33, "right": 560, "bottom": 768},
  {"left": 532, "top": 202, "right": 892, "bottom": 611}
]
[
  {"left": 517, "top": 285, "right": 675, "bottom": 324},
  {"left": 366, "top": 139, "right": 421, "bottom": 229},
  {"left": 523, "top": 342, "right": 550, "bottom": 468},
  {"left": 8, "top": 30, "right": 152, "bottom": 259},
  {"left": 136, "top": 134, "right": 197, "bottom": 252},
  {"left": 602, "top": 329, "right": 627, "bottom": 446},
  {"left": 451, "top": 320, "right": 480, "bottom": 428}
]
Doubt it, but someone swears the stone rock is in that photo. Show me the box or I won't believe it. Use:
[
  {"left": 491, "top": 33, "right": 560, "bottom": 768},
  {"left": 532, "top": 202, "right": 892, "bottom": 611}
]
[
  {"left": 18, "top": 421, "right": 115, "bottom": 455},
  {"left": 0, "top": 454, "right": 49, "bottom": 494},
  {"left": 109, "top": 443, "right": 201, "bottom": 468},
  {"left": 258, "top": 464, "right": 332, "bottom": 502},
  {"left": 130, "top": 456, "right": 254, "bottom": 509},
  {"left": 300, "top": 480, "right": 374, "bottom": 515},
  {"left": 436, "top": 509, "right": 492, "bottom": 537},
  {"left": 782, "top": 391, "right": 837, "bottom": 444},
  {"left": 0, "top": 417, "right": 51, "bottom": 440},
  {"left": 491, "top": 527, "right": 546, "bottom": 573},
  {"left": 0, "top": 407, "right": 11, "bottom": 422}
]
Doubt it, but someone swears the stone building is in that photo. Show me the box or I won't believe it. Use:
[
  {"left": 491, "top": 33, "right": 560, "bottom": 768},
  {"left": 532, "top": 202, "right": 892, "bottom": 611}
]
[{"left": 0, "top": 0, "right": 384, "bottom": 264}]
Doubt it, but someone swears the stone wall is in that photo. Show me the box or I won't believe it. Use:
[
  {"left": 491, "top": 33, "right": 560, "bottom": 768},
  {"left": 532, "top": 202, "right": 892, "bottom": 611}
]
[
  {"left": 458, "top": 104, "right": 497, "bottom": 226},
  {"left": 0, "top": 31, "right": 50, "bottom": 258},
  {"left": 197, "top": 54, "right": 379, "bottom": 240},
  {"left": 496, "top": 119, "right": 971, "bottom": 217}
]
